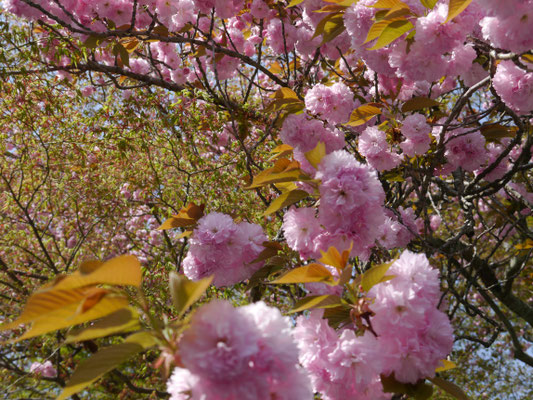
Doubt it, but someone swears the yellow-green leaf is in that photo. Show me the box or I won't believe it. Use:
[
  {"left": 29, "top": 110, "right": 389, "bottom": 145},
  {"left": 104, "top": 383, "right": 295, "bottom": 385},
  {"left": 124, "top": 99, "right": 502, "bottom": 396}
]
[
  {"left": 290, "top": 295, "right": 342, "bottom": 313},
  {"left": 268, "top": 144, "right": 293, "bottom": 161},
  {"left": 435, "top": 359, "right": 457, "bottom": 372},
  {"left": 420, "top": 0, "right": 438, "bottom": 9},
  {"left": 320, "top": 14, "right": 346, "bottom": 45},
  {"left": 1, "top": 288, "right": 88, "bottom": 331},
  {"left": 361, "top": 260, "right": 395, "bottom": 292},
  {"left": 271, "top": 263, "right": 334, "bottom": 284},
  {"left": 263, "top": 189, "right": 310, "bottom": 216},
  {"left": 364, "top": 18, "right": 403, "bottom": 43},
  {"left": 169, "top": 273, "right": 213, "bottom": 316},
  {"left": 287, "top": 0, "right": 305, "bottom": 7},
  {"left": 367, "top": 19, "right": 414, "bottom": 50},
  {"left": 445, "top": 0, "right": 473, "bottom": 23},
  {"left": 52, "top": 255, "right": 142, "bottom": 290},
  {"left": 65, "top": 308, "right": 140, "bottom": 343},
  {"left": 371, "top": 0, "right": 402, "bottom": 8},
  {"left": 305, "top": 142, "right": 326, "bottom": 169},
  {"left": 345, "top": 104, "right": 382, "bottom": 126},
  {"left": 13, "top": 296, "right": 129, "bottom": 343},
  {"left": 401, "top": 97, "right": 440, "bottom": 112},
  {"left": 429, "top": 377, "right": 470, "bottom": 400},
  {"left": 515, "top": 239, "right": 533, "bottom": 250},
  {"left": 57, "top": 331, "right": 157, "bottom": 400}
]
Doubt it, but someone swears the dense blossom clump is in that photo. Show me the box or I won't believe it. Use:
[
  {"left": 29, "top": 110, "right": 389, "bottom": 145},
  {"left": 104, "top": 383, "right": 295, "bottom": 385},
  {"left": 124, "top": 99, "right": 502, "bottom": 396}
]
[
  {"left": 492, "top": 61, "right": 533, "bottom": 115},
  {"left": 316, "top": 150, "right": 386, "bottom": 258},
  {"left": 400, "top": 114, "right": 432, "bottom": 157},
  {"left": 305, "top": 83, "right": 356, "bottom": 125},
  {"left": 182, "top": 212, "right": 266, "bottom": 286},
  {"left": 295, "top": 251, "right": 453, "bottom": 397},
  {"left": 359, "top": 126, "right": 403, "bottom": 171},
  {"left": 444, "top": 128, "right": 488, "bottom": 172},
  {"left": 169, "top": 300, "right": 312, "bottom": 400}
]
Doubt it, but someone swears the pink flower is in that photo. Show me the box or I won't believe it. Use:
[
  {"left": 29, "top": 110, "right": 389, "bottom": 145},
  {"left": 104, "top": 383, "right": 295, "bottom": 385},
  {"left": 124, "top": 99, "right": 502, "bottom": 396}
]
[
  {"left": 359, "top": 126, "right": 403, "bottom": 171},
  {"left": 305, "top": 83, "right": 356, "bottom": 125},
  {"left": 493, "top": 61, "right": 533, "bottom": 115},
  {"left": 282, "top": 207, "right": 321, "bottom": 259},
  {"left": 30, "top": 361, "right": 56, "bottom": 378}
]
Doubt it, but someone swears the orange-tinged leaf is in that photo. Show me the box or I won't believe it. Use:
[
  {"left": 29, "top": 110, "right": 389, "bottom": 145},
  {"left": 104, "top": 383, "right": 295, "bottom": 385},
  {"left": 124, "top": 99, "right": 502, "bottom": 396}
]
[
  {"left": 249, "top": 241, "right": 282, "bottom": 264},
  {"left": 290, "top": 295, "right": 342, "bottom": 313},
  {"left": 0, "top": 288, "right": 89, "bottom": 331},
  {"left": 12, "top": 296, "right": 129, "bottom": 343},
  {"left": 53, "top": 255, "right": 142, "bottom": 290},
  {"left": 345, "top": 104, "right": 382, "bottom": 126},
  {"left": 401, "top": 97, "right": 440, "bottom": 112},
  {"left": 515, "top": 239, "right": 533, "bottom": 250},
  {"left": 57, "top": 331, "right": 157, "bottom": 400},
  {"left": 445, "top": 0, "right": 473, "bottom": 23},
  {"left": 319, "top": 247, "right": 343, "bottom": 270},
  {"left": 78, "top": 288, "right": 110, "bottom": 314},
  {"left": 65, "top": 308, "right": 140, "bottom": 343},
  {"left": 271, "top": 263, "right": 334, "bottom": 284},
  {"left": 158, "top": 203, "right": 205, "bottom": 230},
  {"left": 263, "top": 189, "right": 310, "bottom": 216}
]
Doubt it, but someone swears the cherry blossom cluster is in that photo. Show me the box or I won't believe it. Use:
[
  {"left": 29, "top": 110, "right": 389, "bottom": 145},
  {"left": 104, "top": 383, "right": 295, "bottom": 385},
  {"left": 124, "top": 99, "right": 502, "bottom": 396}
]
[
  {"left": 182, "top": 212, "right": 267, "bottom": 286},
  {"left": 167, "top": 300, "right": 312, "bottom": 400},
  {"left": 29, "top": 360, "right": 56, "bottom": 378},
  {"left": 294, "top": 250, "right": 454, "bottom": 399},
  {"left": 283, "top": 148, "right": 415, "bottom": 259}
]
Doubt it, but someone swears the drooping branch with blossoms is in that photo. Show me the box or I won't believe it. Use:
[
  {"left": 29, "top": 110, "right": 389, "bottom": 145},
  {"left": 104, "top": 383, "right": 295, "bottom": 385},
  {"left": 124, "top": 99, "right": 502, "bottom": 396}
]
[{"left": 0, "top": 0, "right": 532, "bottom": 399}]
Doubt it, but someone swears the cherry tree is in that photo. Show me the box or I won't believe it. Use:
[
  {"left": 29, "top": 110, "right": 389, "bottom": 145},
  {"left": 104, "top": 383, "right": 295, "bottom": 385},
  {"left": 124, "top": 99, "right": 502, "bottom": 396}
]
[{"left": 0, "top": 0, "right": 532, "bottom": 399}]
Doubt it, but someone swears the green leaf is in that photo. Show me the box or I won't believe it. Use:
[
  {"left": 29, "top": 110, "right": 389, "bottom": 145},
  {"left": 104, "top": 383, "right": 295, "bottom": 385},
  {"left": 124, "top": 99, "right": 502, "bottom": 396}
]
[
  {"left": 113, "top": 43, "right": 130, "bottom": 67},
  {"left": 263, "top": 189, "right": 310, "bottom": 216},
  {"left": 367, "top": 19, "right": 414, "bottom": 50},
  {"left": 445, "top": 0, "right": 473, "bottom": 23},
  {"left": 429, "top": 377, "right": 470, "bottom": 400},
  {"left": 65, "top": 308, "right": 140, "bottom": 343},
  {"left": 323, "top": 305, "right": 351, "bottom": 328},
  {"left": 290, "top": 295, "right": 342, "bottom": 313},
  {"left": 271, "top": 263, "right": 335, "bottom": 284},
  {"left": 169, "top": 273, "right": 213, "bottom": 316},
  {"left": 57, "top": 331, "right": 157, "bottom": 400},
  {"left": 420, "top": 0, "right": 438, "bottom": 9},
  {"left": 320, "top": 14, "right": 346, "bottom": 45},
  {"left": 287, "top": 0, "right": 305, "bottom": 7},
  {"left": 83, "top": 35, "right": 101, "bottom": 49},
  {"left": 345, "top": 104, "right": 382, "bottom": 126},
  {"left": 361, "top": 260, "right": 395, "bottom": 292},
  {"left": 312, "top": 12, "right": 346, "bottom": 46},
  {"left": 401, "top": 97, "right": 440, "bottom": 112}
]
